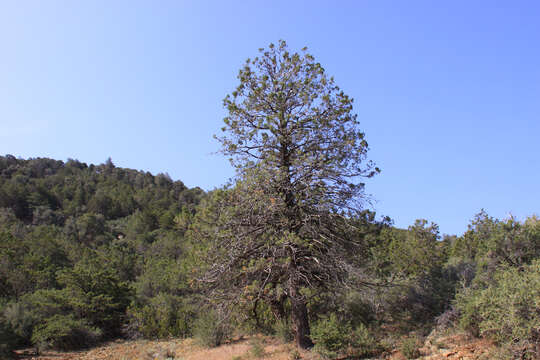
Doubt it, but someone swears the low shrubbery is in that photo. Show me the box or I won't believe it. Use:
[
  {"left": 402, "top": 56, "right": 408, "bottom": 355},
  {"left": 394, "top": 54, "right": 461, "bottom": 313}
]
[
  {"left": 311, "top": 313, "right": 352, "bottom": 358},
  {"left": 456, "top": 259, "right": 540, "bottom": 356},
  {"left": 248, "top": 337, "right": 266, "bottom": 358},
  {"left": 192, "top": 310, "right": 232, "bottom": 347},
  {"left": 31, "top": 314, "right": 102, "bottom": 351},
  {"left": 2, "top": 301, "right": 34, "bottom": 348},
  {"left": 349, "top": 322, "right": 378, "bottom": 358},
  {"left": 1, "top": 156, "right": 539, "bottom": 358},
  {"left": 0, "top": 316, "right": 17, "bottom": 358},
  {"left": 125, "top": 294, "right": 195, "bottom": 339},
  {"left": 399, "top": 335, "right": 421, "bottom": 359},
  {"left": 311, "top": 313, "right": 376, "bottom": 359},
  {"left": 273, "top": 319, "right": 294, "bottom": 343}
]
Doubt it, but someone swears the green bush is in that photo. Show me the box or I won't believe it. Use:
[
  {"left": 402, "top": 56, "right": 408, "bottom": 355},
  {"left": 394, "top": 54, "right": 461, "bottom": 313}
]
[
  {"left": 125, "top": 294, "right": 196, "bottom": 339},
  {"left": 456, "top": 259, "right": 540, "bottom": 349},
  {"left": 350, "top": 323, "right": 377, "bottom": 357},
  {"left": 399, "top": 335, "right": 421, "bottom": 359},
  {"left": 192, "top": 310, "right": 231, "bottom": 347},
  {"left": 0, "top": 316, "right": 17, "bottom": 358},
  {"left": 344, "top": 292, "right": 377, "bottom": 327},
  {"left": 273, "top": 319, "right": 294, "bottom": 343},
  {"left": 3, "top": 301, "right": 34, "bottom": 344},
  {"left": 31, "top": 314, "right": 102, "bottom": 351},
  {"left": 56, "top": 256, "right": 133, "bottom": 335},
  {"left": 311, "top": 313, "right": 351, "bottom": 358},
  {"left": 311, "top": 313, "right": 377, "bottom": 359},
  {"left": 20, "top": 257, "right": 134, "bottom": 339}
]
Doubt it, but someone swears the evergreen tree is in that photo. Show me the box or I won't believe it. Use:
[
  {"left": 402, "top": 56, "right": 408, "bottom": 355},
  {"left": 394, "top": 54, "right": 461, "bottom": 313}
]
[{"left": 197, "top": 40, "right": 378, "bottom": 348}]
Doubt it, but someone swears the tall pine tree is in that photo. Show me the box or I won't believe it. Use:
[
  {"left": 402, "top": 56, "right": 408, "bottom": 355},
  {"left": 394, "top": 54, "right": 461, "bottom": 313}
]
[{"left": 195, "top": 40, "right": 379, "bottom": 348}]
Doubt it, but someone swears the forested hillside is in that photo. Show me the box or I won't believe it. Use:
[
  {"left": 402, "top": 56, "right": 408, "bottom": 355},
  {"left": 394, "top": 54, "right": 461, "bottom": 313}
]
[
  {"left": 1, "top": 154, "right": 539, "bottom": 359},
  {"left": 0, "top": 155, "right": 204, "bottom": 353}
]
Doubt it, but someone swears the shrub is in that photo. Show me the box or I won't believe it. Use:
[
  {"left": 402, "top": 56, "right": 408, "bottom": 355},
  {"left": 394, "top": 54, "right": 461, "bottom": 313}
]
[
  {"left": 350, "top": 323, "right": 377, "bottom": 357},
  {"left": 3, "top": 301, "right": 34, "bottom": 344},
  {"left": 310, "top": 310, "right": 379, "bottom": 359},
  {"left": 192, "top": 310, "right": 231, "bottom": 347},
  {"left": 343, "top": 291, "right": 376, "bottom": 327},
  {"left": 399, "top": 335, "right": 421, "bottom": 359},
  {"left": 249, "top": 337, "right": 266, "bottom": 358},
  {"left": 311, "top": 313, "right": 351, "bottom": 358},
  {"left": 125, "top": 294, "right": 196, "bottom": 339},
  {"left": 31, "top": 314, "right": 102, "bottom": 351},
  {"left": 310, "top": 313, "right": 376, "bottom": 359},
  {"left": 55, "top": 256, "right": 133, "bottom": 335},
  {"left": 377, "top": 335, "right": 397, "bottom": 353},
  {"left": 0, "top": 316, "right": 17, "bottom": 358},
  {"left": 274, "top": 319, "right": 294, "bottom": 343},
  {"left": 456, "top": 259, "right": 540, "bottom": 349}
]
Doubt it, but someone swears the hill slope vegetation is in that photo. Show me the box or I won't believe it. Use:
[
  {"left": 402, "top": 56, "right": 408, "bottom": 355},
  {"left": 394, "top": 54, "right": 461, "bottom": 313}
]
[{"left": 0, "top": 155, "right": 538, "bottom": 359}]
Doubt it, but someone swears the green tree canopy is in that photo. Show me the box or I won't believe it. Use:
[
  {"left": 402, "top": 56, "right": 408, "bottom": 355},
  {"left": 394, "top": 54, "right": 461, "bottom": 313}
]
[{"left": 196, "top": 40, "right": 378, "bottom": 348}]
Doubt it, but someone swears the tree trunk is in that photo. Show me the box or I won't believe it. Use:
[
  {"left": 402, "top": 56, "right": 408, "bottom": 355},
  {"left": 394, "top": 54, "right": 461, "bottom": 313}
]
[
  {"left": 289, "top": 282, "right": 313, "bottom": 349},
  {"left": 270, "top": 295, "right": 286, "bottom": 321}
]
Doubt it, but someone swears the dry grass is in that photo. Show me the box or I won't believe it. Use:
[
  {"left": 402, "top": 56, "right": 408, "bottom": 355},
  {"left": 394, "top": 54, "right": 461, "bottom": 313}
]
[
  {"left": 18, "top": 331, "right": 500, "bottom": 360},
  {"left": 19, "top": 336, "right": 303, "bottom": 360}
]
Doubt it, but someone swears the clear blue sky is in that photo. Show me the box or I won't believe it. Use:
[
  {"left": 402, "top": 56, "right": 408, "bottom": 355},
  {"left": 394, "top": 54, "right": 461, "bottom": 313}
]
[{"left": 1, "top": 1, "right": 539, "bottom": 235}]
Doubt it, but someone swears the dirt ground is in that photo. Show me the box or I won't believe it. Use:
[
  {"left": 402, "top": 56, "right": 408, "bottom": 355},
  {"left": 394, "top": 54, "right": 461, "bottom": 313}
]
[
  {"left": 15, "top": 332, "right": 499, "bottom": 360},
  {"left": 389, "top": 332, "right": 498, "bottom": 360},
  {"left": 14, "top": 337, "right": 300, "bottom": 360}
]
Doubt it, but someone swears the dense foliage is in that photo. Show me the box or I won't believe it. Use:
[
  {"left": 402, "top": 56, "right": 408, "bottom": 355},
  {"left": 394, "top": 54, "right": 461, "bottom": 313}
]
[
  {"left": 0, "top": 155, "right": 203, "bottom": 354},
  {"left": 0, "top": 153, "right": 538, "bottom": 358}
]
